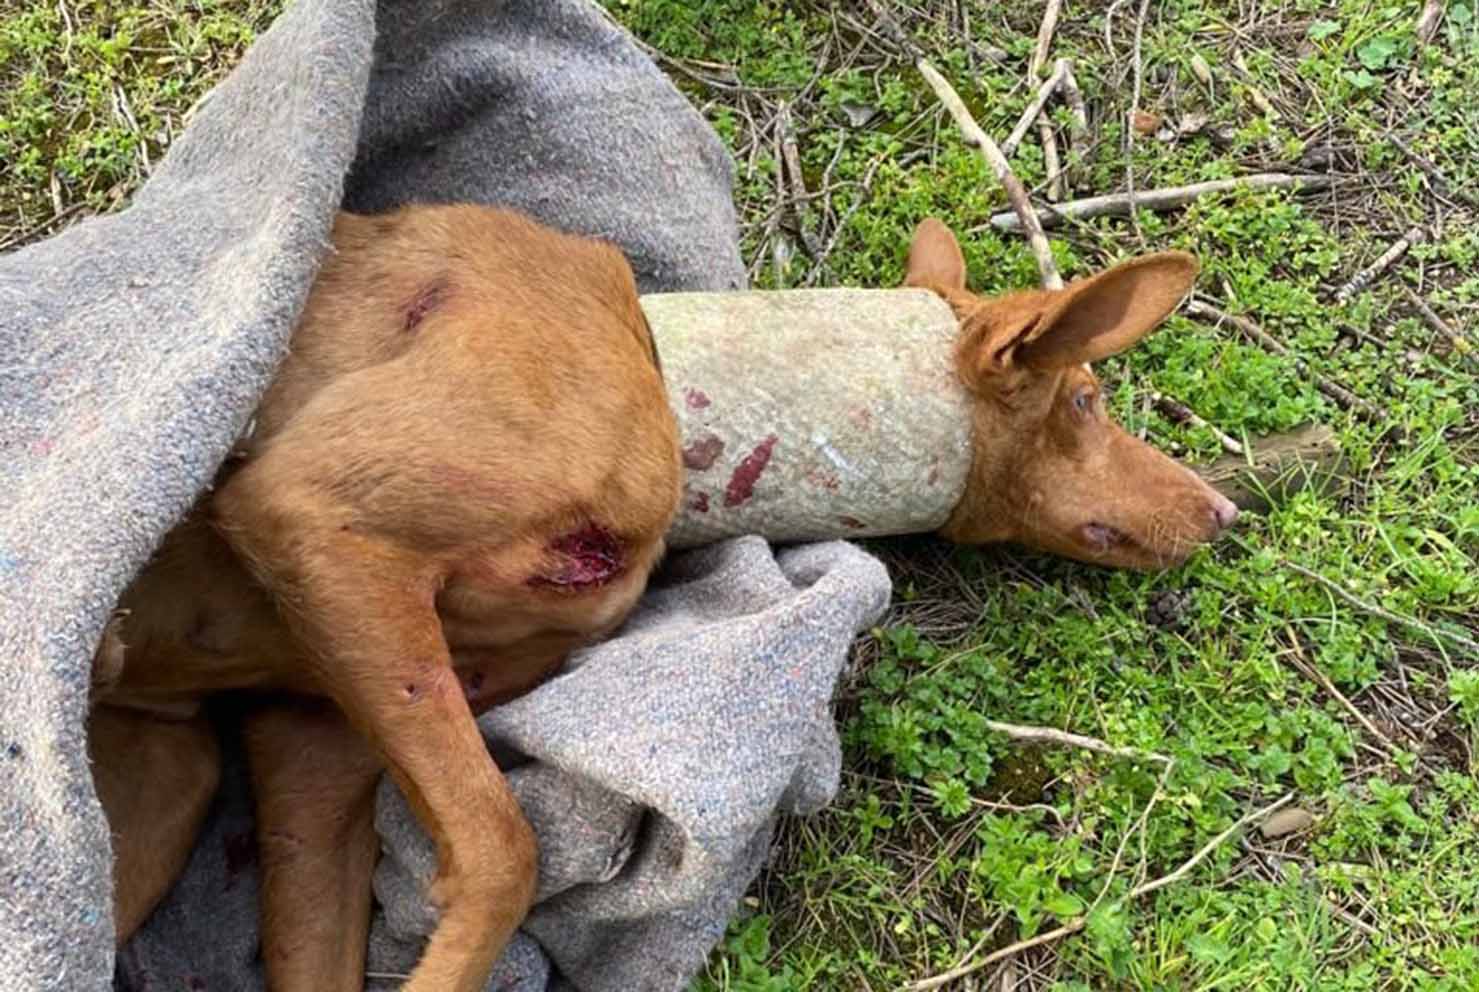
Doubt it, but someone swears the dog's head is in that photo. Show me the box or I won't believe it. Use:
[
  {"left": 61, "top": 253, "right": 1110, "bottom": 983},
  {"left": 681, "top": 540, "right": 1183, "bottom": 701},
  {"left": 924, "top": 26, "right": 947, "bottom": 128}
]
[{"left": 904, "top": 218, "right": 1238, "bottom": 570}]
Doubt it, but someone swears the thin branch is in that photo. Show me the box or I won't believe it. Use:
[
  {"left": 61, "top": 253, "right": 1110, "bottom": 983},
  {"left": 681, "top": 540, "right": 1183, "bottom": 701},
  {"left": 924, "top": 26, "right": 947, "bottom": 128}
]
[
  {"left": 1029, "top": 0, "right": 1063, "bottom": 80},
  {"left": 863, "top": 0, "right": 1062, "bottom": 289},
  {"left": 1387, "top": 132, "right": 1466, "bottom": 203},
  {"left": 1057, "top": 62, "right": 1090, "bottom": 195},
  {"left": 1401, "top": 284, "right": 1476, "bottom": 362},
  {"left": 0, "top": 201, "right": 89, "bottom": 252},
  {"left": 1029, "top": 0, "right": 1065, "bottom": 202},
  {"left": 914, "top": 60, "right": 1063, "bottom": 289},
  {"left": 1040, "top": 123, "right": 1065, "bottom": 203},
  {"left": 1333, "top": 226, "right": 1425, "bottom": 304},
  {"left": 1417, "top": 0, "right": 1447, "bottom": 44},
  {"left": 1152, "top": 392, "right": 1244, "bottom": 456},
  {"left": 990, "top": 173, "right": 1333, "bottom": 229},
  {"left": 984, "top": 718, "right": 1171, "bottom": 766},
  {"left": 1283, "top": 626, "right": 1403, "bottom": 756},
  {"left": 1183, "top": 299, "right": 1382, "bottom": 421},
  {"left": 1282, "top": 559, "right": 1479, "bottom": 659},
  {"left": 803, "top": 154, "right": 886, "bottom": 286},
  {"left": 1002, "top": 59, "right": 1069, "bottom": 157},
  {"left": 1132, "top": 793, "right": 1294, "bottom": 899},
  {"left": 1089, "top": 758, "right": 1174, "bottom": 909},
  {"left": 776, "top": 102, "right": 823, "bottom": 259},
  {"left": 1125, "top": 0, "right": 1152, "bottom": 242},
  {"left": 903, "top": 793, "right": 1295, "bottom": 991}
]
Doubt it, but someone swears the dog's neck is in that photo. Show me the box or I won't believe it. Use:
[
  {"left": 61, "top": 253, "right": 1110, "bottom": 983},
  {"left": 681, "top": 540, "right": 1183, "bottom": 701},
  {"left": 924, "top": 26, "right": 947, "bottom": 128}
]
[{"left": 642, "top": 288, "right": 974, "bottom": 550}]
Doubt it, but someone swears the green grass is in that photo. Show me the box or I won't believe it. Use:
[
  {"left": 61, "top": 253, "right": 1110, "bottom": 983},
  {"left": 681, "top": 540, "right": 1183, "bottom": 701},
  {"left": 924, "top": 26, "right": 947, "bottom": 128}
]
[
  {"left": 6, "top": 1, "right": 1477, "bottom": 989},
  {"left": 601, "top": 2, "right": 1479, "bottom": 989}
]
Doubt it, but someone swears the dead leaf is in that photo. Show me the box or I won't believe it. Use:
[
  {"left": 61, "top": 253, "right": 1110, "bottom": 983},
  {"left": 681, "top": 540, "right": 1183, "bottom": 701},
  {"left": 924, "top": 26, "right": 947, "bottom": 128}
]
[
  {"left": 1260, "top": 806, "right": 1316, "bottom": 839},
  {"left": 1131, "top": 110, "right": 1162, "bottom": 135}
]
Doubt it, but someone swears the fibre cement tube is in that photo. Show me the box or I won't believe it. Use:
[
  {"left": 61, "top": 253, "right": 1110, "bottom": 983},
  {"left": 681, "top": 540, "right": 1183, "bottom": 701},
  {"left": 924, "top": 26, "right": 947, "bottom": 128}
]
[{"left": 641, "top": 288, "right": 973, "bottom": 550}]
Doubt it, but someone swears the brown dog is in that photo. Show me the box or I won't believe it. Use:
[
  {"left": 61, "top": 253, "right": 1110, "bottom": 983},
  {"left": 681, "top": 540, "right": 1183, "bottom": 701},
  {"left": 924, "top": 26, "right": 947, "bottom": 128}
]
[
  {"left": 92, "top": 213, "right": 1236, "bottom": 990},
  {"left": 93, "top": 203, "right": 682, "bottom": 991}
]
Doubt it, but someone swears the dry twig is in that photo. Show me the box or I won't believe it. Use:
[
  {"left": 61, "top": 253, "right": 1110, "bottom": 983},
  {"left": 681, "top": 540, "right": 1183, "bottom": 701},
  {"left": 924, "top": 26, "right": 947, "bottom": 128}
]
[
  {"left": 1057, "top": 62, "right": 1090, "bottom": 195},
  {"left": 859, "top": 3, "right": 1056, "bottom": 281},
  {"left": 1030, "top": 0, "right": 1063, "bottom": 77},
  {"left": 802, "top": 153, "right": 886, "bottom": 287},
  {"left": 1124, "top": 0, "right": 1152, "bottom": 240},
  {"left": 1282, "top": 560, "right": 1479, "bottom": 659},
  {"left": 1183, "top": 299, "right": 1382, "bottom": 421},
  {"left": 1152, "top": 393, "right": 1244, "bottom": 455},
  {"left": 1029, "top": 0, "right": 1065, "bottom": 201},
  {"left": 909, "top": 44, "right": 1063, "bottom": 286},
  {"left": 990, "top": 174, "right": 1332, "bottom": 230},
  {"left": 1002, "top": 59, "right": 1070, "bottom": 158},
  {"left": 1401, "top": 285, "right": 1476, "bottom": 362},
  {"left": 1283, "top": 626, "right": 1403, "bottom": 756},
  {"left": 1333, "top": 226, "right": 1426, "bottom": 304},
  {"left": 776, "top": 102, "right": 823, "bottom": 259},
  {"left": 1387, "top": 132, "right": 1468, "bottom": 204},
  {"left": 983, "top": 718, "right": 1171, "bottom": 766}
]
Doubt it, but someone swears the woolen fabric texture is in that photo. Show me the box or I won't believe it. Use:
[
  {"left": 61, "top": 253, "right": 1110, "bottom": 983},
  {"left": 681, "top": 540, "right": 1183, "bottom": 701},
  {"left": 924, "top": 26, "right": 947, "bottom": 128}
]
[{"left": 0, "top": 2, "right": 891, "bottom": 989}]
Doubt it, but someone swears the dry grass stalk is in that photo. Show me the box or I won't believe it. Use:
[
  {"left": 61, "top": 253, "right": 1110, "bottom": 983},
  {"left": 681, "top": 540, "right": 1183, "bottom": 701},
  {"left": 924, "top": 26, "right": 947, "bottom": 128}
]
[
  {"left": 902, "top": 793, "right": 1296, "bottom": 991},
  {"left": 1333, "top": 225, "right": 1426, "bottom": 304},
  {"left": 989, "top": 174, "right": 1333, "bottom": 230}
]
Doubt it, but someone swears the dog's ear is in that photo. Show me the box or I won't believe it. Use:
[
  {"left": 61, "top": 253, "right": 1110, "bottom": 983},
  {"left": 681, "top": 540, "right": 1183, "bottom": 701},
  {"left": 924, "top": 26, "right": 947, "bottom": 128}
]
[
  {"left": 1012, "top": 252, "right": 1199, "bottom": 370},
  {"left": 954, "top": 252, "right": 1198, "bottom": 384},
  {"left": 903, "top": 218, "right": 967, "bottom": 293}
]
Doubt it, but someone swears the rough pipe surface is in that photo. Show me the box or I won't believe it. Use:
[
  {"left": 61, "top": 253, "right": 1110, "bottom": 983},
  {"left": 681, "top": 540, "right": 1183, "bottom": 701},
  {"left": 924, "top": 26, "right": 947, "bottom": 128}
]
[{"left": 642, "top": 288, "right": 974, "bottom": 549}]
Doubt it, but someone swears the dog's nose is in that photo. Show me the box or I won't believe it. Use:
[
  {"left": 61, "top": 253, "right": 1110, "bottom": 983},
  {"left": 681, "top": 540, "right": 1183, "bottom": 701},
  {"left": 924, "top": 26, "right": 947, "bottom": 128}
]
[{"left": 1210, "top": 493, "right": 1239, "bottom": 532}]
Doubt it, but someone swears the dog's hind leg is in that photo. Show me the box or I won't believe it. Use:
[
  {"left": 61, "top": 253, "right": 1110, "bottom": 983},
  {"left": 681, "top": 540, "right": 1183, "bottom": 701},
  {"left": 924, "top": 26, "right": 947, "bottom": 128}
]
[
  {"left": 89, "top": 705, "right": 221, "bottom": 945},
  {"left": 242, "top": 697, "right": 382, "bottom": 992}
]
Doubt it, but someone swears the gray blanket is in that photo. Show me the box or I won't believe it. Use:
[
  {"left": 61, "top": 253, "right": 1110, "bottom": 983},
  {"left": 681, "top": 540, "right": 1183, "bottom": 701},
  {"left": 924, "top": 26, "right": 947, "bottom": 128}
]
[{"left": 0, "top": 2, "right": 893, "bottom": 989}]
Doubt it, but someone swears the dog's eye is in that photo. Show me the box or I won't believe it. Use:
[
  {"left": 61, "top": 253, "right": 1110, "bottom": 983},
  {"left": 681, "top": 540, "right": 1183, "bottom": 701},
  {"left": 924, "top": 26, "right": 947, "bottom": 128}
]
[{"left": 1072, "top": 387, "right": 1096, "bottom": 417}]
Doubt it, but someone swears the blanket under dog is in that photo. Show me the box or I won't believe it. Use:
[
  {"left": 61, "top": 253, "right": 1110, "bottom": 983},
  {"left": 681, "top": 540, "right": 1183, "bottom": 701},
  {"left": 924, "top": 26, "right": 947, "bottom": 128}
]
[{"left": 0, "top": 2, "right": 893, "bottom": 989}]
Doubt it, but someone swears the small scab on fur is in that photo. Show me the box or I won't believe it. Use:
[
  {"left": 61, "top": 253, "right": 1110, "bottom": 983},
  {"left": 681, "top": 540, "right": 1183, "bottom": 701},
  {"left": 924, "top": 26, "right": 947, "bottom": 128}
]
[{"left": 403, "top": 279, "right": 449, "bottom": 333}]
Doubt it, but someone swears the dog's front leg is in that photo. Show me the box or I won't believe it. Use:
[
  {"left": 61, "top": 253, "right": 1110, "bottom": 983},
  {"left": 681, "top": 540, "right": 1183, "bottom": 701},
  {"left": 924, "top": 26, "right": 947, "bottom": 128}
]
[
  {"left": 243, "top": 697, "right": 382, "bottom": 992},
  {"left": 215, "top": 480, "right": 536, "bottom": 992}
]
